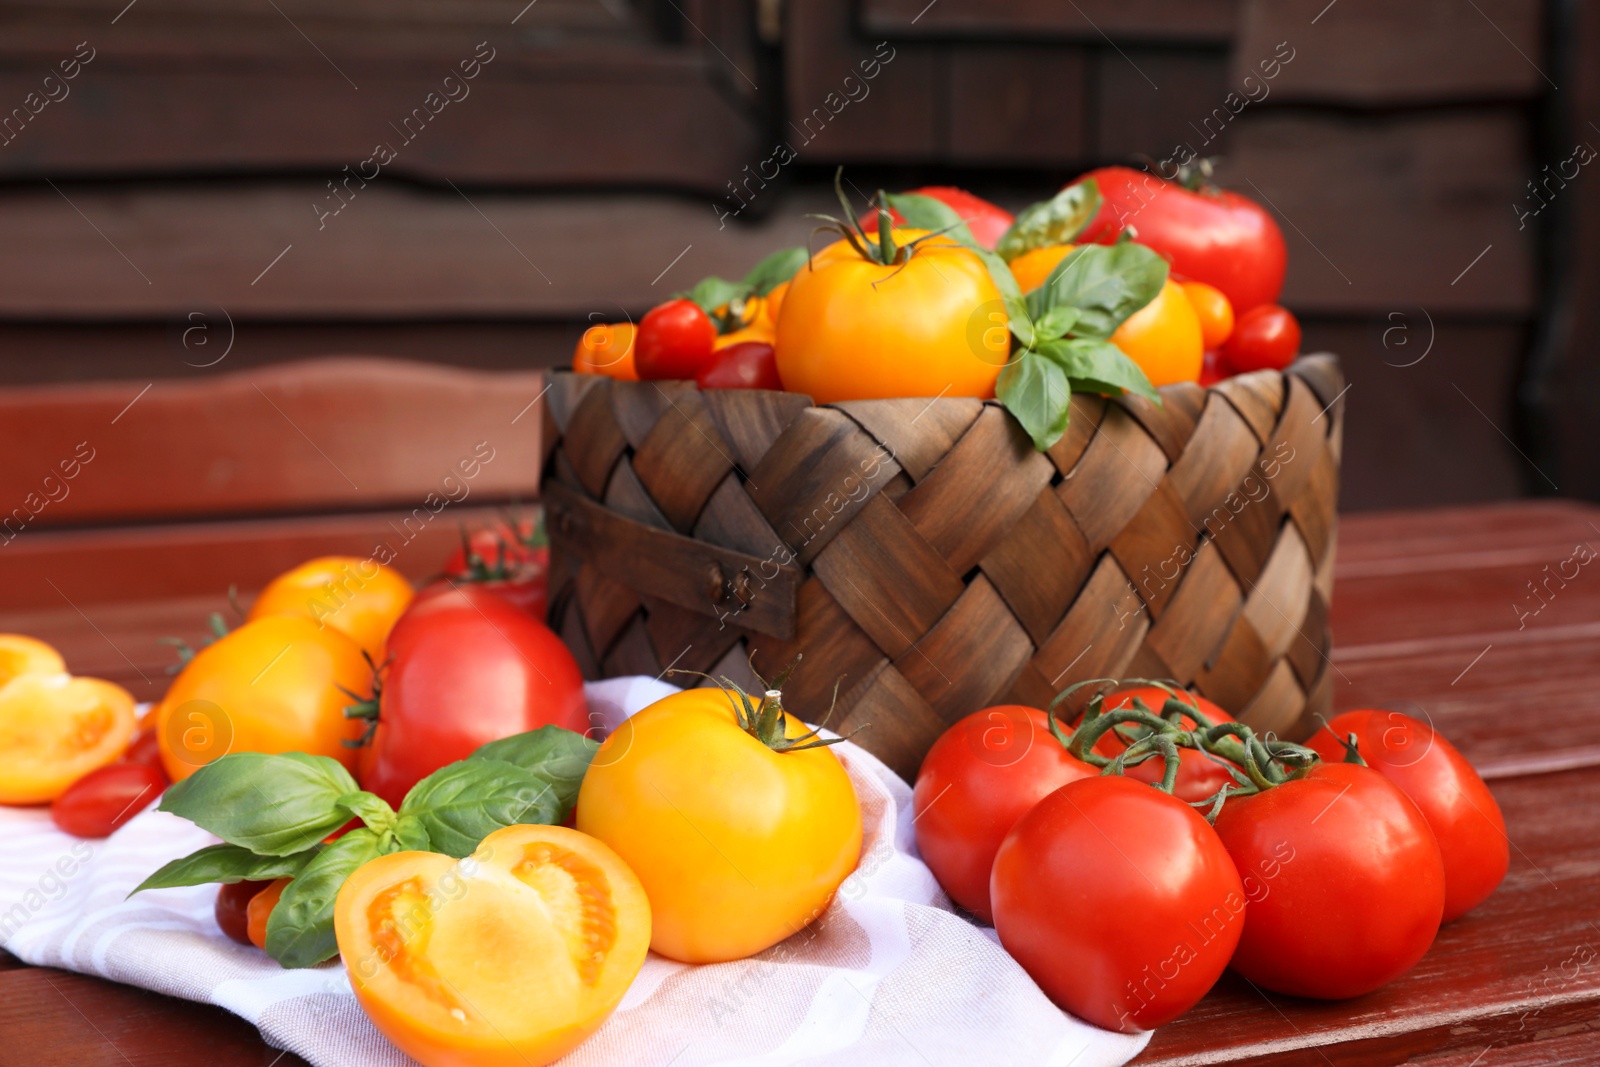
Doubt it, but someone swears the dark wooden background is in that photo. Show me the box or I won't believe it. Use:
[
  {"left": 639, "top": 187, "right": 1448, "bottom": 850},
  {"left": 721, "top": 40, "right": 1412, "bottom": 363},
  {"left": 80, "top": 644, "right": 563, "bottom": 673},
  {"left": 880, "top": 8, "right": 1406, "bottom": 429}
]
[{"left": 1, "top": 0, "right": 1596, "bottom": 510}]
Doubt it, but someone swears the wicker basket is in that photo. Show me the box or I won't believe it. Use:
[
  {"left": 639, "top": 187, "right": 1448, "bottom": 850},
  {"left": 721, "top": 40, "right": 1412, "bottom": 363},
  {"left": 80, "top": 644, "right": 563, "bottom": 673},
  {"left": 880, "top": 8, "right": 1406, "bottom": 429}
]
[{"left": 541, "top": 355, "right": 1344, "bottom": 781}]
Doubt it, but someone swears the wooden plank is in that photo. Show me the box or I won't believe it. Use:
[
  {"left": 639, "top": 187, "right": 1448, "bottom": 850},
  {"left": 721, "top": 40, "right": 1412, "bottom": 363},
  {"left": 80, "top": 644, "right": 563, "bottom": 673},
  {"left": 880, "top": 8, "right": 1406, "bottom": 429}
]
[
  {"left": 0, "top": 183, "right": 836, "bottom": 319},
  {"left": 863, "top": 0, "right": 1239, "bottom": 44},
  {"left": 0, "top": 357, "right": 543, "bottom": 525},
  {"left": 1234, "top": 0, "right": 1545, "bottom": 105},
  {"left": 1216, "top": 112, "right": 1537, "bottom": 315},
  {"left": 1092, "top": 49, "right": 1232, "bottom": 163},
  {"left": 945, "top": 46, "right": 1089, "bottom": 164}
]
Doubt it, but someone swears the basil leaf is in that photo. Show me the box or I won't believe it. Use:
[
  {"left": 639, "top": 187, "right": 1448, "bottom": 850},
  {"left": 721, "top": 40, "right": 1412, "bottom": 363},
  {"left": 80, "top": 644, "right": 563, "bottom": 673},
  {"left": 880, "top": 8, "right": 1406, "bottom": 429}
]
[
  {"left": 740, "top": 246, "right": 808, "bottom": 296},
  {"left": 264, "top": 829, "right": 385, "bottom": 968},
  {"left": 158, "top": 752, "right": 359, "bottom": 856},
  {"left": 1041, "top": 337, "right": 1161, "bottom": 403},
  {"left": 996, "top": 349, "right": 1073, "bottom": 451},
  {"left": 1029, "top": 243, "right": 1169, "bottom": 339},
  {"left": 390, "top": 813, "right": 432, "bottom": 852},
  {"left": 684, "top": 276, "right": 743, "bottom": 315},
  {"left": 469, "top": 726, "right": 598, "bottom": 821},
  {"left": 337, "top": 790, "right": 396, "bottom": 835},
  {"left": 1033, "top": 305, "right": 1080, "bottom": 342},
  {"left": 129, "top": 844, "right": 314, "bottom": 896},
  {"left": 883, "top": 192, "right": 979, "bottom": 247},
  {"left": 399, "top": 758, "right": 561, "bottom": 859},
  {"left": 996, "top": 180, "right": 1102, "bottom": 262}
]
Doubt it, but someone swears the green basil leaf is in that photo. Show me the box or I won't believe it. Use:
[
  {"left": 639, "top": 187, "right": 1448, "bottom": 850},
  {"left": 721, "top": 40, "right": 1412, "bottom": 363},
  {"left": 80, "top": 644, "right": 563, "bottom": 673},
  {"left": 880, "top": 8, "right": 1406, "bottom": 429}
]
[
  {"left": 996, "top": 349, "right": 1073, "bottom": 451},
  {"left": 996, "top": 180, "right": 1102, "bottom": 262},
  {"left": 399, "top": 759, "right": 561, "bottom": 859},
  {"left": 469, "top": 726, "right": 598, "bottom": 822},
  {"left": 264, "top": 829, "right": 385, "bottom": 968},
  {"left": 159, "top": 752, "right": 359, "bottom": 856},
  {"left": 337, "top": 790, "right": 396, "bottom": 835},
  {"left": 740, "top": 246, "right": 808, "bottom": 296},
  {"left": 1043, "top": 337, "right": 1161, "bottom": 403},
  {"left": 1033, "top": 305, "right": 1080, "bottom": 342},
  {"left": 883, "top": 192, "right": 979, "bottom": 247},
  {"left": 1029, "top": 242, "right": 1169, "bottom": 339},
  {"left": 683, "top": 276, "right": 743, "bottom": 315},
  {"left": 129, "top": 844, "right": 314, "bottom": 896},
  {"left": 390, "top": 813, "right": 432, "bottom": 852}
]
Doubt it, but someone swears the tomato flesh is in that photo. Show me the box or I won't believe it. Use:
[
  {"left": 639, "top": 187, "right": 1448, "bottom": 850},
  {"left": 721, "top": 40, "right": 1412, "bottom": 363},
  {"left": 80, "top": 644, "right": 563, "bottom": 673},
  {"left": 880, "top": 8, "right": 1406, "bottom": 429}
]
[
  {"left": 335, "top": 825, "right": 650, "bottom": 1067},
  {"left": 0, "top": 674, "right": 138, "bottom": 804},
  {"left": 0, "top": 634, "right": 66, "bottom": 689}
]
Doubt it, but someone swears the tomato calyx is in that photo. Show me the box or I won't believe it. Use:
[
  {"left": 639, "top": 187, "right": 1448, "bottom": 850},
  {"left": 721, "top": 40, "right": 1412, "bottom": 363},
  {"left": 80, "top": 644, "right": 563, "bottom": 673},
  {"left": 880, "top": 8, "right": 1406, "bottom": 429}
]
[
  {"left": 1312, "top": 715, "right": 1371, "bottom": 766},
  {"left": 805, "top": 167, "right": 966, "bottom": 271},
  {"left": 1047, "top": 677, "right": 1323, "bottom": 820},
  {"left": 451, "top": 511, "right": 547, "bottom": 583},
  {"left": 337, "top": 649, "right": 387, "bottom": 748},
  {"left": 670, "top": 654, "right": 859, "bottom": 754},
  {"left": 157, "top": 597, "right": 240, "bottom": 674}
]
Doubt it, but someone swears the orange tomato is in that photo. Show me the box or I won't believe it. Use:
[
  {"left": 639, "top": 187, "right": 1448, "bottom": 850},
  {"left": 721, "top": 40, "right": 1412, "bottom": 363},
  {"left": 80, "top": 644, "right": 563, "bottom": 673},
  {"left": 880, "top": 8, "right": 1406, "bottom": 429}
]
[
  {"left": 1007, "top": 244, "right": 1076, "bottom": 293},
  {"left": 759, "top": 281, "right": 788, "bottom": 328},
  {"left": 248, "top": 556, "right": 413, "bottom": 663},
  {"left": 0, "top": 634, "right": 66, "bottom": 689},
  {"left": 1181, "top": 281, "right": 1235, "bottom": 349},
  {"left": 335, "top": 824, "right": 650, "bottom": 1067},
  {"left": 247, "top": 877, "right": 291, "bottom": 949},
  {"left": 577, "top": 687, "right": 861, "bottom": 963},
  {"left": 0, "top": 674, "right": 137, "bottom": 804},
  {"left": 776, "top": 229, "right": 1007, "bottom": 403},
  {"left": 156, "top": 615, "right": 371, "bottom": 782},
  {"left": 1111, "top": 279, "right": 1204, "bottom": 387},
  {"left": 573, "top": 322, "right": 638, "bottom": 380}
]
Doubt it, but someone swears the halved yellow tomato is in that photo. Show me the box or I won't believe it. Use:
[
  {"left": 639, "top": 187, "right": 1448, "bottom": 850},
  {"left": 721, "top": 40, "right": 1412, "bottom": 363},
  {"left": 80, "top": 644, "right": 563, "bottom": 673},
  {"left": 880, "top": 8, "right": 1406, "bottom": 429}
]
[
  {"left": 0, "top": 634, "right": 66, "bottom": 690},
  {"left": 247, "top": 556, "right": 413, "bottom": 663},
  {"left": 0, "top": 674, "right": 137, "bottom": 804},
  {"left": 336, "top": 824, "right": 651, "bottom": 1067},
  {"left": 156, "top": 614, "right": 370, "bottom": 781},
  {"left": 1111, "top": 278, "right": 1205, "bottom": 387}
]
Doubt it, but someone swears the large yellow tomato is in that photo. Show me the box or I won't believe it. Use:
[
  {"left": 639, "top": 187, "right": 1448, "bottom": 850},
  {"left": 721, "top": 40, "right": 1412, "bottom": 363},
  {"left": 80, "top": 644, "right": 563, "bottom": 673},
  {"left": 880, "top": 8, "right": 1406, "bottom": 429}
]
[
  {"left": 336, "top": 824, "right": 651, "bottom": 1067},
  {"left": 0, "top": 674, "right": 136, "bottom": 804},
  {"left": 1111, "top": 278, "right": 1205, "bottom": 387},
  {"left": 576, "top": 686, "right": 862, "bottom": 963},
  {"left": 156, "top": 614, "right": 371, "bottom": 781},
  {"left": 247, "top": 556, "right": 413, "bottom": 663},
  {"left": 1007, "top": 243, "right": 1076, "bottom": 293},
  {"left": 776, "top": 229, "right": 1008, "bottom": 402}
]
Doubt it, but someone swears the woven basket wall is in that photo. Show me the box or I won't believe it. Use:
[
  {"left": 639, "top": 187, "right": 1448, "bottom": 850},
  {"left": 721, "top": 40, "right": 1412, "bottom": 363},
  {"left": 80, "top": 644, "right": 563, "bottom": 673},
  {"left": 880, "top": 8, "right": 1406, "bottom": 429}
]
[{"left": 541, "top": 355, "right": 1344, "bottom": 781}]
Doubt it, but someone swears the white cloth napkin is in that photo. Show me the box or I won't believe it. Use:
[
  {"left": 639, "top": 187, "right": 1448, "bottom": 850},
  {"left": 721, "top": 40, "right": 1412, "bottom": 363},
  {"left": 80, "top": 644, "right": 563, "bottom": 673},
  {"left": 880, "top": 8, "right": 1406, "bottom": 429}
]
[{"left": 0, "top": 676, "right": 1149, "bottom": 1066}]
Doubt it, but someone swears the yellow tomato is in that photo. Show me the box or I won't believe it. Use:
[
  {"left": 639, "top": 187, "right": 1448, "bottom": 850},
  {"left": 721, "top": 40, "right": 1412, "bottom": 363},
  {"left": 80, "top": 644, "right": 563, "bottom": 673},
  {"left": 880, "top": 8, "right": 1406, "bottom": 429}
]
[
  {"left": 1007, "top": 243, "right": 1076, "bottom": 293},
  {"left": 1181, "top": 281, "right": 1235, "bottom": 350},
  {"left": 336, "top": 824, "right": 651, "bottom": 1067},
  {"left": 776, "top": 229, "right": 1007, "bottom": 403},
  {"left": 759, "top": 281, "right": 788, "bottom": 328},
  {"left": 247, "top": 556, "right": 413, "bottom": 663},
  {"left": 156, "top": 614, "right": 371, "bottom": 781},
  {"left": 1111, "top": 279, "right": 1205, "bottom": 387},
  {"left": 577, "top": 686, "right": 862, "bottom": 963},
  {"left": 0, "top": 674, "right": 136, "bottom": 804},
  {"left": 713, "top": 322, "right": 776, "bottom": 351},
  {"left": 573, "top": 321, "right": 638, "bottom": 380}
]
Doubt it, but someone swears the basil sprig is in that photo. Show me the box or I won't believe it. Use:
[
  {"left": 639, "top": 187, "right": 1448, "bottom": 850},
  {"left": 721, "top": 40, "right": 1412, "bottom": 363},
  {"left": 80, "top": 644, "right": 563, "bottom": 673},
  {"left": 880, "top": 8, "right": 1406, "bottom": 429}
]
[
  {"left": 131, "top": 725, "right": 598, "bottom": 968},
  {"left": 883, "top": 191, "right": 1164, "bottom": 451},
  {"left": 994, "top": 180, "right": 1102, "bottom": 262},
  {"left": 683, "top": 245, "right": 809, "bottom": 322}
]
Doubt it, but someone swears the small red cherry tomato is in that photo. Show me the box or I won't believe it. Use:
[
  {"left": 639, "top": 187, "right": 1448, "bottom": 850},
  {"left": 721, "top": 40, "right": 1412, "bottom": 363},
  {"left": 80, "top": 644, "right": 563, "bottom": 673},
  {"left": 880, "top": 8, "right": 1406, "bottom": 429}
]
[
  {"left": 991, "top": 775, "right": 1245, "bottom": 1031},
  {"left": 1213, "top": 762, "right": 1445, "bottom": 999},
  {"left": 1198, "top": 350, "right": 1230, "bottom": 387},
  {"left": 635, "top": 298, "right": 718, "bottom": 380},
  {"left": 215, "top": 880, "right": 270, "bottom": 945},
  {"left": 1305, "top": 709, "right": 1507, "bottom": 922},
  {"left": 121, "top": 728, "right": 165, "bottom": 771},
  {"left": 913, "top": 706, "right": 1096, "bottom": 923},
  {"left": 50, "top": 763, "right": 168, "bottom": 838},
  {"left": 1222, "top": 304, "right": 1301, "bottom": 372},
  {"left": 695, "top": 341, "right": 783, "bottom": 391}
]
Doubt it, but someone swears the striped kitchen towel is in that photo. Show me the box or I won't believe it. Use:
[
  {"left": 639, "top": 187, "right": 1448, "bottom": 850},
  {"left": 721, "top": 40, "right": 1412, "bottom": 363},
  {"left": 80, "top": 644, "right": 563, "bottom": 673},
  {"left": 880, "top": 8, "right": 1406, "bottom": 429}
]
[{"left": 0, "top": 676, "right": 1149, "bottom": 1066}]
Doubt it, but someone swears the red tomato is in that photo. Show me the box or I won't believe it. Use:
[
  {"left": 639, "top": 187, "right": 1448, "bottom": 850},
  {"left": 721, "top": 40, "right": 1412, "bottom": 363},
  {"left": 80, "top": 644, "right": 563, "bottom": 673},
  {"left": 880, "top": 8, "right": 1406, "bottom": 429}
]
[
  {"left": 1198, "top": 350, "right": 1230, "bottom": 387},
  {"left": 441, "top": 520, "right": 549, "bottom": 620},
  {"left": 1213, "top": 762, "right": 1445, "bottom": 999},
  {"left": 120, "top": 728, "right": 165, "bottom": 771},
  {"left": 991, "top": 776, "right": 1245, "bottom": 1031},
  {"left": 1071, "top": 165, "right": 1287, "bottom": 313},
  {"left": 860, "top": 186, "right": 1015, "bottom": 250},
  {"left": 357, "top": 587, "right": 588, "bottom": 807},
  {"left": 50, "top": 763, "right": 167, "bottom": 838},
  {"left": 695, "top": 341, "right": 783, "bottom": 391},
  {"left": 912, "top": 706, "right": 1096, "bottom": 923},
  {"left": 1305, "top": 710, "right": 1507, "bottom": 922},
  {"left": 1090, "top": 687, "right": 1238, "bottom": 803},
  {"left": 635, "top": 298, "right": 718, "bottom": 380},
  {"left": 1222, "top": 304, "right": 1301, "bottom": 373},
  {"left": 215, "top": 880, "right": 269, "bottom": 945}
]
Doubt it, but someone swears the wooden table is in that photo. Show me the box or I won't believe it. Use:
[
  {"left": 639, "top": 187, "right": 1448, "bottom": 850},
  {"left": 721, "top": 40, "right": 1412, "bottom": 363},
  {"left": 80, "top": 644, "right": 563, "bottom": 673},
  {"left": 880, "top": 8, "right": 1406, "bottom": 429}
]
[{"left": 5, "top": 500, "right": 1599, "bottom": 1066}]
